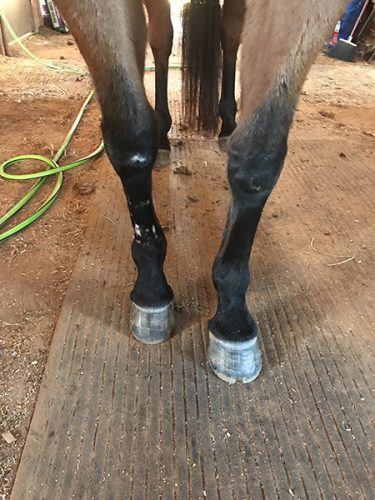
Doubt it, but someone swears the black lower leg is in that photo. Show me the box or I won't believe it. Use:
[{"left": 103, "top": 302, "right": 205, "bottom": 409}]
[
  {"left": 219, "top": 52, "right": 238, "bottom": 139},
  {"left": 145, "top": 1, "right": 173, "bottom": 152},
  {"left": 210, "top": 93, "right": 294, "bottom": 342},
  {"left": 102, "top": 92, "right": 172, "bottom": 308},
  {"left": 219, "top": 0, "right": 244, "bottom": 141},
  {"left": 154, "top": 55, "right": 172, "bottom": 151},
  {"left": 209, "top": 203, "right": 264, "bottom": 341}
]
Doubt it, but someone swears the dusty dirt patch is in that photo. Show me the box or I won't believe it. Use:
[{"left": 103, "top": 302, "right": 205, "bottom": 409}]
[
  {"left": 0, "top": 30, "right": 374, "bottom": 499},
  {"left": 0, "top": 31, "right": 103, "bottom": 498}
]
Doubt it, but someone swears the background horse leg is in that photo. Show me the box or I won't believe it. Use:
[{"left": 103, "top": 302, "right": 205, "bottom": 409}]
[
  {"left": 55, "top": 0, "right": 174, "bottom": 343},
  {"left": 182, "top": 0, "right": 222, "bottom": 134},
  {"left": 209, "top": 0, "right": 347, "bottom": 382},
  {"left": 144, "top": 0, "right": 173, "bottom": 165},
  {"left": 219, "top": 0, "right": 245, "bottom": 151}
]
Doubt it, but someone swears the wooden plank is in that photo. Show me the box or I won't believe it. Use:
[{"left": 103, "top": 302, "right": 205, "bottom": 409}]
[
  {"left": 0, "top": 20, "right": 6, "bottom": 56},
  {"left": 31, "top": 0, "right": 44, "bottom": 31},
  {"left": 10, "top": 134, "right": 375, "bottom": 499}
]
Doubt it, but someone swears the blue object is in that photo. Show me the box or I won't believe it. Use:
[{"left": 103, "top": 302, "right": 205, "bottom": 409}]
[{"left": 339, "top": 0, "right": 366, "bottom": 40}]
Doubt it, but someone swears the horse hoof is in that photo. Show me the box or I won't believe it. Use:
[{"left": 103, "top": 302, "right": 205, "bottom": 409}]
[
  {"left": 130, "top": 301, "right": 175, "bottom": 344},
  {"left": 155, "top": 149, "right": 171, "bottom": 167},
  {"left": 219, "top": 136, "right": 230, "bottom": 152},
  {"left": 208, "top": 331, "right": 262, "bottom": 384}
]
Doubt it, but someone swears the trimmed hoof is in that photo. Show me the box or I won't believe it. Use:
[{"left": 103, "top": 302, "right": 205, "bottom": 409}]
[
  {"left": 219, "top": 136, "right": 230, "bottom": 152},
  {"left": 208, "top": 331, "right": 262, "bottom": 384},
  {"left": 155, "top": 149, "right": 171, "bottom": 167},
  {"left": 130, "top": 301, "right": 175, "bottom": 344}
]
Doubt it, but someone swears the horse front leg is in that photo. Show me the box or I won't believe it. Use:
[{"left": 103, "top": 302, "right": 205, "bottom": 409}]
[
  {"left": 102, "top": 100, "right": 175, "bottom": 343},
  {"left": 55, "top": 0, "right": 174, "bottom": 343},
  {"left": 218, "top": 0, "right": 245, "bottom": 151},
  {"left": 209, "top": 0, "right": 347, "bottom": 382},
  {"left": 209, "top": 95, "right": 290, "bottom": 383},
  {"left": 144, "top": 0, "right": 173, "bottom": 165}
]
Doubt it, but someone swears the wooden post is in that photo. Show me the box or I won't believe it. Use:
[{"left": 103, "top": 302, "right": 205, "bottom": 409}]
[
  {"left": 30, "top": 0, "right": 43, "bottom": 31},
  {"left": 0, "top": 17, "right": 10, "bottom": 56},
  {"left": 0, "top": 33, "right": 6, "bottom": 56}
]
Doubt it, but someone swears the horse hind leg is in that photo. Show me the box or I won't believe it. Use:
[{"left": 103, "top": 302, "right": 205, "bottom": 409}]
[
  {"left": 218, "top": 0, "right": 245, "bottom": 151},
  {"left": 55, "top": 0, "right": 174, "bottom": 343},
  {"left": 144, "top": 0, "right": 173, "bottom": 166},
  {"left": 209, "top": 0, "right": 347, "bottom": 382}
]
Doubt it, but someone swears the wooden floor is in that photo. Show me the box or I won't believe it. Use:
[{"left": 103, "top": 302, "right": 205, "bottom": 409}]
[{"left": 10, "top": 128, "right": 375, "bottom": 499}]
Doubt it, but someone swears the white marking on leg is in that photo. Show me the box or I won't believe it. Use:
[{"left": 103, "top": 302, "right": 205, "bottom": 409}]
[
  {"left": 134, "top": 224, "right": 142, "bottom": 237},
  {"left": 249, "top": 177, "right": 261, "bottom": 192},
  {"left": 129, "top": 153, "right": 147, "bottom": 164}
]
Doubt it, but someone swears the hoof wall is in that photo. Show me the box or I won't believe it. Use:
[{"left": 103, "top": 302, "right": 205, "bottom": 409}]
[
  {"left": 130, "top": 301, "right": 175, "bottom": 344},
  {"left": 219, "top": 136, "right": 230, "bottom": 152},
  {"left": 208, "top": 332, "right": 262, "bottom": 384},
  {"left": 155, "top": 149, "right": 171, "bottom": 167}
]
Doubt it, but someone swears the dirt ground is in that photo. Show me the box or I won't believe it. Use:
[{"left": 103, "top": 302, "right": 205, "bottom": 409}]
[{"left": 0, "top": 29, "right": 374, "bottom": 499}]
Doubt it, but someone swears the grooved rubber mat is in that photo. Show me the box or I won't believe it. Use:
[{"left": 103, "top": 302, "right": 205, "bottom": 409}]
[{"left": 12, "top": 139, "right": 374, "bottom": 499}]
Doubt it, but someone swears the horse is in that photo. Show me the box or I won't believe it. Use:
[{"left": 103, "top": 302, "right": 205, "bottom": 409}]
[
  {"left": 53, "top": 0, "right": 348, "bottom": 383},
  {"left": 138, "top": 0, "right": 246, "bottom": 161},
  {"left": 182, "top": 0, "right": 246, "bottom": 150}
]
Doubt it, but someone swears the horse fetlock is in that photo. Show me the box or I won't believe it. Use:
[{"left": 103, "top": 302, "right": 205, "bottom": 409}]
[
  {"left": 218, "top": 135, "right": 230, "bottom": 152},
  {"left": 219, "top": 122, "right": 236, "bottom": 143},
  {"left": 130, "top": 269, "right": 173, "bottom": 308},
  {"left": 158, "top": 110, "right": 172, "bottom": 134},
  {"left": 219, "top": 94, "right": 237, "bottom": 139},
  {"left": 131, "top": 235, "right": 172, "bottom": 305},
  {"left": 209, "top": 297, "right": 257, "bottom": 340},
  {"left": 219, "top": 96, "right": 237, "bottom": 120}
]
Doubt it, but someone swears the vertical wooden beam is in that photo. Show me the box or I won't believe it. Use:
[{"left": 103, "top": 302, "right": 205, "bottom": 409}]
[
  {"left": 0, "top": 17, "right": 9, "bottom": 56},
  {"left": 0, "top": 33, "right": 6, "bottom": 55},
  {"left": 30, "top": 0, "right": 44, "bottom": 31}
]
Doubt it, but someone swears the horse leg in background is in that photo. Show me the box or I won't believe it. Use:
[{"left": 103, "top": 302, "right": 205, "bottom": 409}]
[
  {"left": 55, "top": 0, "right": 174, "bottom": 343},
  {"left": 144, "top": 0, "right": 173, "bottom": 166},
  {"left": 219, "top": 0, "right": 245, "bottom": 151},
  {"left": 209, "top": 0, "right": 347, "bottom": 383}
]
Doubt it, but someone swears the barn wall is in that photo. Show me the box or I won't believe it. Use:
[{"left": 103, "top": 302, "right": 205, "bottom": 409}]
[{"left": 0, "top": 0, "right": 37, "bottom": 55}]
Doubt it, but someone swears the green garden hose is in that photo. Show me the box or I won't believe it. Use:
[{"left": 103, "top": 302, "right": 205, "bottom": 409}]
[
  {"left": 0, "top": 9, "right": 101, "bottom": 242},
  {"left": 0, "top": 90, "right": 104, "bottom": 242},
  {"left": 0, "top": 10, "right": 181, "bottom": 242}
]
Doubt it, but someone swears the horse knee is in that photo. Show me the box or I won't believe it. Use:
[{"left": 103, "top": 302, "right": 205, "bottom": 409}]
[
  {"left": 150, "top": 32, "right": 173, "bottom": 60},
  {"left": 148, "top": 18, "right": 173, "bottom": 58},
  {"left": 101, "top": 109, "right": 159, "bottom": 176},
  {"left": 221, "top": 0, "right": 245, "bottom": 53},
  {"left": 220, "top": 27, "right": 241, "bottom": 55},
  {"left": 228, "top": 97, "right": 293, "bottom": 198},
  {"left": 228, "top": 139, "right": 287, "bottom": 198}
]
